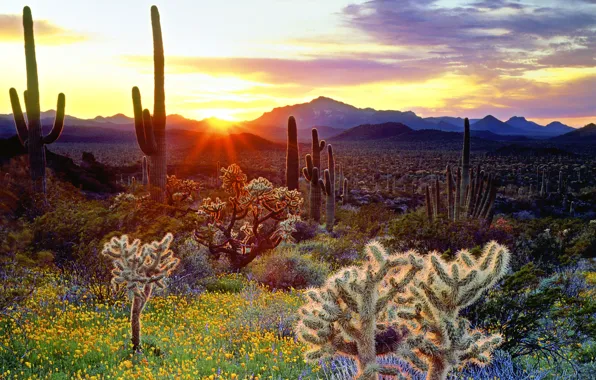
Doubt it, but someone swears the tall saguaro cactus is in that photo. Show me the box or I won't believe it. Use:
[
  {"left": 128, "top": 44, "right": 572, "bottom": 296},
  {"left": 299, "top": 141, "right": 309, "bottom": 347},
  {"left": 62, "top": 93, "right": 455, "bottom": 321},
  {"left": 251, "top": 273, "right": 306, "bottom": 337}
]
[
  {"left": 302, "top": 128, "right": 326, "bottom": 222},
  {"left": 285, "top": 116, "right": 299, "bottom": 191},
  {"left": 426, "top": 119, "right": 498, "bottom": 226},
  {"left": 303, "top": 155, "right": 321, "bottom": 222},
  {"left": 460, "top": 118, "right": 471, "bottom": 205},
  {"left": 9, "top": 6, "right": 66, "bottom": 195},
  {"left": 132, "top": 6, "right": 167, "bottom": 202},
  {"left": 319, "top": 145, "right": 335, "bottom": 231}
]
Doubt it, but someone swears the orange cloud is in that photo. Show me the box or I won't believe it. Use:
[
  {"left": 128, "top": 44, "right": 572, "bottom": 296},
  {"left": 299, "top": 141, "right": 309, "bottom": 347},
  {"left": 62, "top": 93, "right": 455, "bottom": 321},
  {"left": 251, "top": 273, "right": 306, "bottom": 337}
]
[{"left": 0, "top": 14, "right": 87, "bottom": 45}]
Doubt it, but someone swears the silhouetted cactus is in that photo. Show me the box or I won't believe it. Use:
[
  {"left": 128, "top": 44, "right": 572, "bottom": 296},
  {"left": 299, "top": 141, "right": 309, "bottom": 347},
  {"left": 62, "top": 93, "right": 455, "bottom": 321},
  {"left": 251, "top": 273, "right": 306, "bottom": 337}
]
[
  {"left": 102, "top": 233, "right": 179, "bottom": 351},
  {"left": 340, "top": 178, "right": 349, "bottom": 205},
  {"left": 9, "top": 6, "right": 66, "bottom": 195},
  {"left": 303, "top": 128, "right": 326, "bottom": 222},
  {"left": 296, "top": 241, "right": 423, "bottom": 380},
  {"left": 286, "top": 116, "right": 299, "bottom": 191},
  {"left": 319, "top": 145, "right": 335, "bottom": 231},
  {"left": 426, "top": 119, "right": 497, "bottom": 225},
  {"left": 141, "top": 156, "right": 148, "bottom": 186},
  {"left": 132, "top": 6, "right": 166, "bottom": 202}
]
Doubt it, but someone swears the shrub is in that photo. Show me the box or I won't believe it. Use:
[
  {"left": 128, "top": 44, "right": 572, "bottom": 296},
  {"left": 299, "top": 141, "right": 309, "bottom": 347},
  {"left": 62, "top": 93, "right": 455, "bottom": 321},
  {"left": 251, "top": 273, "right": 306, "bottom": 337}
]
[
  {"left": 165, "top": 236, "right": 215, "bottom": 295},
  {"left": 248, "top": 245, "right": 330, "bottom": 290}
]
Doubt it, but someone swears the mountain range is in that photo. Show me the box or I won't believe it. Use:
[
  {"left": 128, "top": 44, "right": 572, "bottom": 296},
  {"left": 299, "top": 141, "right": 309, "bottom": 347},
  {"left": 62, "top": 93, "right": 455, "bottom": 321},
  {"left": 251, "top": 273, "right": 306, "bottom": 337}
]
[{"left": 0, "top": 96, "right": 587, "bottom": 144}]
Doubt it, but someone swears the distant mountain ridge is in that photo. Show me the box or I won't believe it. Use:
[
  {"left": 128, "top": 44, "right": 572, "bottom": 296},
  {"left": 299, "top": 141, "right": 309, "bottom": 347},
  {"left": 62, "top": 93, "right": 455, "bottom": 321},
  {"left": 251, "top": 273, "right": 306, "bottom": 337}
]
[{"left": 0, "top": 96, "right": 584, "bottom": 142}]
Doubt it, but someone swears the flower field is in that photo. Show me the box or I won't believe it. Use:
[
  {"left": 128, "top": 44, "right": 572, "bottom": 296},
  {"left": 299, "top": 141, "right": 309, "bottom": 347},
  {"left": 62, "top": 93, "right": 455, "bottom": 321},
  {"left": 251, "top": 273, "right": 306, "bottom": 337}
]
[{"left": 0, "top": 274, "right": 321, "bottom": 380}]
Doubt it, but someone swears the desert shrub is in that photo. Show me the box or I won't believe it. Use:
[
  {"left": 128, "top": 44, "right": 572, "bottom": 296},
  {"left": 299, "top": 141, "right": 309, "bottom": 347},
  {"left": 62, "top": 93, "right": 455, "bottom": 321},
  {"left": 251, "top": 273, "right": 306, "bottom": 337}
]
[
  {"left": 467, "top": 263, "right": 596, "bottom": 376},
  {"left": 248, "top": 245, "right": 330, "bottom": 290},
  {"left": 204, "top": 274, "right": 247, "bottom": 293},
  {"left": 291, "top": 220, "right": 319, "bottom": 242},
  {"left": 335, "top": 203, "right": 396, "bottom": 238},
  {"left": 385, "top": 210, "right": 514, "bottom": 253},
  {"left": 231, "top": 282, "right": 300, "bottom": 338},
  {"left": 166, "top": 235, "right": 215, "bottom": 294},
  {"left": 296, "top": 235, "right": 364, "bottom": 269}
]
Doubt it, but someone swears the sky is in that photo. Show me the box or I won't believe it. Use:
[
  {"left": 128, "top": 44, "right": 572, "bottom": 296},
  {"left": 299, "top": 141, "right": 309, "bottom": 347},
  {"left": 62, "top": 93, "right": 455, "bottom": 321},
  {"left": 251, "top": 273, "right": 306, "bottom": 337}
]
[{"left": 0, "top": 0, "right": 594, "bottom": 127}]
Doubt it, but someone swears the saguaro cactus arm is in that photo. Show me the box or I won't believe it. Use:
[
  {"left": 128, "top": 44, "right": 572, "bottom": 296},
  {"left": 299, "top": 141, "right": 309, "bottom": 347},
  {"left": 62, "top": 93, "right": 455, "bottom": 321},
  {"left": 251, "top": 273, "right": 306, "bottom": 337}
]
[
  {"left": 42, "top": 93, "right": 66, "bottom": 144},
  {"left": 9, "top": 88, "right": 28, "bottom": 146},
  {"left": 132, "top": 87, "right": 157, "bottom": 155}
]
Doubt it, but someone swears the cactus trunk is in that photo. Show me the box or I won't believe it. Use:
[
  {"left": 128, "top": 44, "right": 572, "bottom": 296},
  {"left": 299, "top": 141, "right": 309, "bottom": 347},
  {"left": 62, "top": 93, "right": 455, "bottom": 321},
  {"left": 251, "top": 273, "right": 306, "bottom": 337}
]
[{"left": 286, "top": 116, "right": 299, "bottom": 191}]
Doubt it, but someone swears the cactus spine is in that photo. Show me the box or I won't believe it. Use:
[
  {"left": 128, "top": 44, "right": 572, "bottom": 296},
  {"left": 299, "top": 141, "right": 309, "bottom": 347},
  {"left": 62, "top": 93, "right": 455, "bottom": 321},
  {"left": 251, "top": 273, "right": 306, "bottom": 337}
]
[
  {"left": 302, "top": 128, "right": 326, "bottom": 222},
  {"left": 9, "top": 6, "right": 66, "bottom": 195},
  {"left": 102, "top": 233, "right": 179, "bottom": 352},
  {"left": 319, "top": 145, "right": 335, "bottom": 231},
  {"left": 397, "top": 241, "right": 510, "bottom": 379},
  {"left": 296, "top": 241, "right": 423, "bottom": 380},
  {"left": 132, "top": 6, "right": 166, "bottom": 202},
  {"left": 286, "top": 116, "right": 299, "bottom": 191}
]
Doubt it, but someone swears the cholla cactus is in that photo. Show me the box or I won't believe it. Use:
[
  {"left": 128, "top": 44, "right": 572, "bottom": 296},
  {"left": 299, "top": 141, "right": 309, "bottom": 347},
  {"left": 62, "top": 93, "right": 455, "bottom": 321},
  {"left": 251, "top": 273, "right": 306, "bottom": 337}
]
[
  {"left": 397, "top": 241, "right": 510, "bottom": 379},
  {"left": 296, "top": 240, "right": 510, "bottom": 380},
  {"left": 165, "top": 175, "right": 199, "bottom": 206},
  {"left": 102, "top": 233, "right": 179, "bottom": 351},
  {"left": 195, "top": 164, "right": 303, "bottom": 269},
  {"left": 296, "top": 241, "right": 423, "bottom": 380}
]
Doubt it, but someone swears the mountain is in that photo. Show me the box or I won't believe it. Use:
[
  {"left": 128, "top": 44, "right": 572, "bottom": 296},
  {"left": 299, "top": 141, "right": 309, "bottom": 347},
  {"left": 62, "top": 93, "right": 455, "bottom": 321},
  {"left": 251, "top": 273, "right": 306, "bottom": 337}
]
[
  {"left": 545, "top": 121, "right": 575, "bottom": 135},
  {"left": 424, "top": 117, "right": 465, "bottom": 130},
  {"left": 248, "top": 96, "right": 437, "bottom": 131},
  {"left": 330, "top": 122, "right": 412, "bottom": 141},
  {"left": 552, "top": 123, "right": 596, "bottom": 143},
  {"left": 471, "top": 115, "right": 526, "bottom": 135},
  {"left": 505, "top": 116, "right": 573, "bottom": 137}
]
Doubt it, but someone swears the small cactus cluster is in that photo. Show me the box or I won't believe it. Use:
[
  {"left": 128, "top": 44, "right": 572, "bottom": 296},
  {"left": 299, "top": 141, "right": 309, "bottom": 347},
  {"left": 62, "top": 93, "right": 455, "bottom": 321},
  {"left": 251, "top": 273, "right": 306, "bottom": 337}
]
[
  {"left": 102, "top": 233, "right": 179, "bottom": 351},
  {"left": 426, "top": 119, "right": 498, "bottom": 225},
  {"left": 296, "top": 240, "right": 510, "bottom": 380},
  {"left": 132, "top": 6, "right": 167, "bottom": 202},
  {"left": 303, "top": 128, "right": 326, "bottom": 222},
  {"left": 10, "top": 6, "right": 66, "bottom": 195}
]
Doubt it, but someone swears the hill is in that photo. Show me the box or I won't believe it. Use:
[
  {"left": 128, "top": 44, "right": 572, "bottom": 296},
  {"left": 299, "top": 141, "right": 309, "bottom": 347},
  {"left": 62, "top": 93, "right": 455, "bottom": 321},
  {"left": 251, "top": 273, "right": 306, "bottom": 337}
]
[
  {"left": 330, "top": 122, "right": 412, "bottom": 141},
  {"left": 552, "top": 123, "right": 596, "bottom": 143},
  {"left": 471, "top": 115, "right": 526, "bottom": 135},
  {"left": 506, "top": 117, "right": 573, "bottom": 137}
]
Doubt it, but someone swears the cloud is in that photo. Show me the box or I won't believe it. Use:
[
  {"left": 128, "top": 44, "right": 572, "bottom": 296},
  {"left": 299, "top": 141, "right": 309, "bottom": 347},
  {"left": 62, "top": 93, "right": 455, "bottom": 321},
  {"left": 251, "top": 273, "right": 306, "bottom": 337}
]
[
  {"left": 0, "top": 14, "right": 87, "bottom": 45},
  {"left": 124, "top": 55, "right": 448, "bottom": 86},
  {"left": 341, "top": 0, "right": 596, "bottom": 72}
]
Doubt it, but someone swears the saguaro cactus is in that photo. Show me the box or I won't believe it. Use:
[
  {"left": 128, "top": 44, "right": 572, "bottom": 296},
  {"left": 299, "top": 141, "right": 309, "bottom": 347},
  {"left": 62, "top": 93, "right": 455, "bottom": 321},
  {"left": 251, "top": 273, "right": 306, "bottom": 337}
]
[
  {"left": 141, "top": 156, "right": 148, "bottom": 187},
  {"left": 303, "top": 155, "right": 321, "bottom": 221},
  {"left": 9, "top": 6, "right": 66, "bottom": 195},
  {"left": 102, "top": 233, "right": 179, "bottom": 351},
  {"left": 303, "top": 129, "right": 326, "bottom": 222},
  {"left": 460, "top": 118, "right": 471, "bottom": 205},
  {"left": 132, "top": 6, "right": 167, "bottom": 202},
  {"left": 426, "top": 121, "right": 497, "bottom": 226},
  {"left": 286, "top": 116, "right": 299, "bottom": 191},
  {"left": 319, "top": 145, "right": 335, "bottom": 231},
  {"left": 296, "top": 241, "right": 423, "bottom": 380}
]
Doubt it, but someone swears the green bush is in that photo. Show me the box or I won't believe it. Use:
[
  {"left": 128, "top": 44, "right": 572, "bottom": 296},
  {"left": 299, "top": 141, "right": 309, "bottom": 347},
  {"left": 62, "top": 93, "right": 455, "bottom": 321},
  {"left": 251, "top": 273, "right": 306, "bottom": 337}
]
[{"left": 248, "top": 245, "right": 330, "bottom": 290}]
